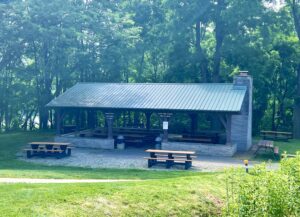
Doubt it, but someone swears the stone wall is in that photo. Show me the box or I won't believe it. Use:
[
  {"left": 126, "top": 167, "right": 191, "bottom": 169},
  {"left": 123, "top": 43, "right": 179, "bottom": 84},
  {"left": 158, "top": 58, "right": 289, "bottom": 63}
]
[
  {"left": 55, "top": 135, "right": 115, "bottom": 149},
  {"left": 162, "top": 142, "right": 237, "bottom": 157}
]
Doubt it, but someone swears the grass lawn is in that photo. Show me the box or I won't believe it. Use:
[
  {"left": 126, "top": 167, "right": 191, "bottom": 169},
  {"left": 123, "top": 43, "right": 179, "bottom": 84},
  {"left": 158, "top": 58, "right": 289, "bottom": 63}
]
[
  {"left": 0, "top": 131, "right": 225, "bottom": 216},
  {"left": 274, "top": 139, "right": 300, "bottom": 154},
  {"left": 245, "top": 138, "right": 300, "bottom": 162}
]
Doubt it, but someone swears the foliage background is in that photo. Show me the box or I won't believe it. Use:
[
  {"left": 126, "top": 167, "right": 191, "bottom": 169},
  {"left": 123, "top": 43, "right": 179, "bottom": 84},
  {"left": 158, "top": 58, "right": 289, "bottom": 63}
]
[{"left": 0, "top": 0, "right": 299, "bottom": 135}]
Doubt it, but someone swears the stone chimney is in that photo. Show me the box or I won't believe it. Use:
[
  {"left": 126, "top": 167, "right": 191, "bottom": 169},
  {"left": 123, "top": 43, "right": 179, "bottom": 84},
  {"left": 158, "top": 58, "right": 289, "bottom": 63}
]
[{"left": 230, "top": 71, "right": 253, "bottom": 151}]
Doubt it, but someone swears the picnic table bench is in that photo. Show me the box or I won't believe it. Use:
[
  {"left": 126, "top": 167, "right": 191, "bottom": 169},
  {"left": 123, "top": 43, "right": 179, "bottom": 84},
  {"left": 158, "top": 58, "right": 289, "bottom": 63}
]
[
  {"left": 145, "top": 149, "right": 196, "bottom": 170},
  {"left": 24, "top": 142, "right": 73, "bottom": 158},
  {"left": 261, "top": 130, "right": 293, "bottom": 141},
  {"left": 281, "top": 153, "right": 297, "bottom": 158}
]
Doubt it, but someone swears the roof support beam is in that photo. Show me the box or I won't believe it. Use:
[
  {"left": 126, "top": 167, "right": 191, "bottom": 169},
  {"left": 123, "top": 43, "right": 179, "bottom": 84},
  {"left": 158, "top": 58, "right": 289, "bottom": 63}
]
[
  {"left": 218, "top": 114, "right": 232, "bottom": 144},
  {"left": 56, "top": 108, "right": 62, "bottom": 135},
  {"left": 158, "top": 112, "right": 172, "bottom": 142},
  {"left": 189, "top": 113, "right": 198, "bottom": 136},
  {"left": 87, "top": 109, "right": 96, "bottom": 129},
  {"left": 105, "top": 113, "right": 114, "bottom": 139},
  {"left": 226, "top": 114, "right": 232, "bottom": 144},
  {"left": 75, "top": 109, "right": 81, "bottom": 136},
  {"left": 145, "top": 112, "right": 152, "bottom": 131}
]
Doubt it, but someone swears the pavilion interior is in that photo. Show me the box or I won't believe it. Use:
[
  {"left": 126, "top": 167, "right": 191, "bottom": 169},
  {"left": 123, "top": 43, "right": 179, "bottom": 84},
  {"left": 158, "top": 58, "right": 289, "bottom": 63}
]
[{"left": 57, "top": 109, "right": 227, "bottom": 148}]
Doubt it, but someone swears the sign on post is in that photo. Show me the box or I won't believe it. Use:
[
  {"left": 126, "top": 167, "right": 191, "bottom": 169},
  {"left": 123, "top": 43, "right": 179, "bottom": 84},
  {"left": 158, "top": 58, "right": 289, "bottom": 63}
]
[{"left": 163, "top": 121, "right": 168, "bottom": 130}]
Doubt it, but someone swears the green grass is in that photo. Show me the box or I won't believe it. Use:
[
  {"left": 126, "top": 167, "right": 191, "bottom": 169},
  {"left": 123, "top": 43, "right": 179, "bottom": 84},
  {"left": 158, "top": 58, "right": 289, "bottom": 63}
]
[
  {"left": 3, "top": 132, "right": 300, "bottom": 216},
  {"left": 238, "top": 137, "right": 300, "bottom": 162},
  {"left": 275, "top": 139, "right": 300, "bottom": 154},
  {"left": 0, "top": 131, "right": 225, "bottom": 216},
  {"left": 0, "top": 174, "right": 224, "bottom": 216}
]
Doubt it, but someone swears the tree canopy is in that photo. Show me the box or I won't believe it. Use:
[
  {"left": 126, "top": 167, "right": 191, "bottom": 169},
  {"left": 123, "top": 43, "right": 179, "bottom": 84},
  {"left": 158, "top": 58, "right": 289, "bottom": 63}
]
[{"left": 0, "top": 0, "right": 299, "bottom": 135}]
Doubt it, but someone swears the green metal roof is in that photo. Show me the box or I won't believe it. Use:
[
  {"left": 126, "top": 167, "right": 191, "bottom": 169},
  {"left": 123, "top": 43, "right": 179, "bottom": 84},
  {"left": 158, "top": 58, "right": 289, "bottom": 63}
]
[{"left": 47, "top": 83, "right": 247, "bottom": 112}]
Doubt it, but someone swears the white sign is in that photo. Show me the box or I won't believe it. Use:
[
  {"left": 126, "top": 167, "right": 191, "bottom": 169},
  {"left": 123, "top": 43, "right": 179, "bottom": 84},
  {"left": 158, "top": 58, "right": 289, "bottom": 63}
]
[{"left": 163, "top": 121, "right": 168, "bottom": 130}]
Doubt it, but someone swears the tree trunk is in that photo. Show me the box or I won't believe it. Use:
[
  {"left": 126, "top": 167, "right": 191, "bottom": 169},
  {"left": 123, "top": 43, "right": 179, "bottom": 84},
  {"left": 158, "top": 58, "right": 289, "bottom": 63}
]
[
  {"left": 272, "top": 95, "right": 276, "bottom": 131},
  {"left": 212, "top": 0, "right": 225, "bottom": 82},
  {"left": 195, "top": 20, "right": 210, "bottom": 82}
]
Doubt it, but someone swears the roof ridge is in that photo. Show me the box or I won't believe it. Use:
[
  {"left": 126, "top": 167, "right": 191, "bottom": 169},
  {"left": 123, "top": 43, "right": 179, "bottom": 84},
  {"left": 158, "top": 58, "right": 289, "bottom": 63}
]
[{"left": 76, "top": 82, "right": 234, "bottom": 85}]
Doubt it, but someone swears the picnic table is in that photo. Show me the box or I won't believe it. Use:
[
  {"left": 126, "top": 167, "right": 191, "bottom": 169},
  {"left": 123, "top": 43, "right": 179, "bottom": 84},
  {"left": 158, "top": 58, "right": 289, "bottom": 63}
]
[
  {"left": 145, "top": 149, "right": 196, "bottom": 169},
  {"left": 261, "top": 130, "right": 293, "bottom": 141},
  {"left": 254, "top": 140, "right": 279, "bottom": 159},
  {"left": 24, "top": 142, "right": 73, "bottom": 158}
]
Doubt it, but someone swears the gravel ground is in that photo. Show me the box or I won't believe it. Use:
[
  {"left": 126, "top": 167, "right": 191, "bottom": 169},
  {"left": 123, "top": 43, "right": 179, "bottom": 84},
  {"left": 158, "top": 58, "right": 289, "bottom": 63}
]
[{"left": 19, "top": 147, "right": 278, "bottom": 172}]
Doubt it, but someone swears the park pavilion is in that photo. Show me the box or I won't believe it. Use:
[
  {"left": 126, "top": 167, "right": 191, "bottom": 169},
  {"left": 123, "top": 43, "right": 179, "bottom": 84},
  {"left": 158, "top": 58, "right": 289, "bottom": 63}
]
[{"left": 46, "top": 72, "right": 253, "bottom": 157}]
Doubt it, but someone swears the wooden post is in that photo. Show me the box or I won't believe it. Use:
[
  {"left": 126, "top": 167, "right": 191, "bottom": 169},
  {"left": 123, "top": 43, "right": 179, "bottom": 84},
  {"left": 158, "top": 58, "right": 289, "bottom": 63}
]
[
  {"left": 218, "top": 114, "right": 231, "bottom": 144},
  {"left": 158, "top": 113, "right": 172, "bottom": 142},
  {"left": 145, "top": 112, "right": 152, "bottom": 130},
  {"left": 226, "top": 114, "right": 232, "bottom": 144},
  {"left": 75, "top": 109, "right": 81, "bottom": 136},
  {"left": 56, "top": 108, "right": 62, "bottom": 135},
  {"left": 105, "top": 113, "right": 114, "bottom": 139},
  {"left": 88, "top": 109, "right": 96, "bottom": 129},
  {"left": 190, "top": 113, "right": 198, "bottom": 136}
]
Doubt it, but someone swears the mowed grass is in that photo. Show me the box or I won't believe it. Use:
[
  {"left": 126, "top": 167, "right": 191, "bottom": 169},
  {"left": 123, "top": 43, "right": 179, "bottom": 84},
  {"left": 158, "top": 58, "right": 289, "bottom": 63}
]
[
  {"left": 0, "top": 175, "right": 224, "bottom": 216},
  {"left": 0, "top": 132, "right": 225, "bottom": 216},
  {"left": 275, "top": 139, "right": 300, "bottom": 154},
  {"left": 249, "top": 137, "right": 300, "bottom": 161}
]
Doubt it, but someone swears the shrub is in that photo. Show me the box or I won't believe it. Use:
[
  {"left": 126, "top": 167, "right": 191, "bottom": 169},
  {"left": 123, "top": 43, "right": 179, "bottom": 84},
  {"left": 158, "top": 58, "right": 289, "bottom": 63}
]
[{"left": 224, "top": 153, "right": 300, "bottom": 217}]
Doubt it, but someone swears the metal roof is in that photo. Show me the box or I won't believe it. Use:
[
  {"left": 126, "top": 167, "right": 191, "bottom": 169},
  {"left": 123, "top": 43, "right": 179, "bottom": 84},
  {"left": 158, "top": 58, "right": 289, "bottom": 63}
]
[{"left": 46, "top": 83, "right": 247, "bottom": 112}]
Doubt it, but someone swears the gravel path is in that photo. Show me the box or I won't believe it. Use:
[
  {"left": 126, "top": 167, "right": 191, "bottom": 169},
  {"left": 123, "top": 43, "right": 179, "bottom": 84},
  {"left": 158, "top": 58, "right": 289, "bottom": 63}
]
[
  {"left": 0, "top": 178, "right": 141, "bottom": 184},
  {"left": 19, "top": 147, "right": 277, "bottom": 171}
]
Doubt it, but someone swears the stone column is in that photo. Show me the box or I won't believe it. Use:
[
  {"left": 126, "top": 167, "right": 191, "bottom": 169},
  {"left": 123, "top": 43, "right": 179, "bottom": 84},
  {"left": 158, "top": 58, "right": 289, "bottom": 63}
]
[
  {"left": 158, "top": 113, "right": 172, "bottom": 142},
  {"left": 105, "top": 113, "right": 114, "bottom": 139}
]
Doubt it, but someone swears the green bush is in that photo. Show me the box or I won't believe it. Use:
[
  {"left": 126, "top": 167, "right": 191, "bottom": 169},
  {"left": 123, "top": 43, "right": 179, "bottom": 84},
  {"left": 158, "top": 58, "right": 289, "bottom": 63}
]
[{"left": 224, "top": 154, "right": 300, "bottom": 217}]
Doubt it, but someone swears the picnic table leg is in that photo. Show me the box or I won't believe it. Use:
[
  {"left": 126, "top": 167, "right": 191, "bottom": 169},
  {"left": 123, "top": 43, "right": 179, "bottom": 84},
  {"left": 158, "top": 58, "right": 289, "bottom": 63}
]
[
  {"left": 254, "top": 147, "right": 259, "bottom": 155},
  {"left": 166, "top": 153, "right": 174, "bottom": 169},
  {"left": 148, "top": 152, "right": 157, "bottom": 168},
  {"left": 185, "top": 161, "right": 189, "bottom": 170},
  {"left": 26, "top": 150, "right": 32, "bottom": 158},
  {"left": 67, "top": 148, "right": 71, "bottom": 156},
  {"left": 148, "top": 159, "right": 153, "bottom": 168}
]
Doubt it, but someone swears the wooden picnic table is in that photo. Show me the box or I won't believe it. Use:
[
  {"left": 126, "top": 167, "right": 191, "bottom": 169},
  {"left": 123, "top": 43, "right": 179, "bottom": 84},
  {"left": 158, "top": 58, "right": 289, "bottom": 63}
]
[
  {"left": 145, "top": 149, "right": 196, "bottom": 169},
  {"left": 25, "top": 142, "right": 73, "bottom": 158},
  {"left": 254, "top": 140, "right": 279, "bottom": 159},
  {"left": 261, "top": 130, "right": 293, "bottom": 141},
  {"left": 29, "top": 142, "right": 71, "bottom": 146}
]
